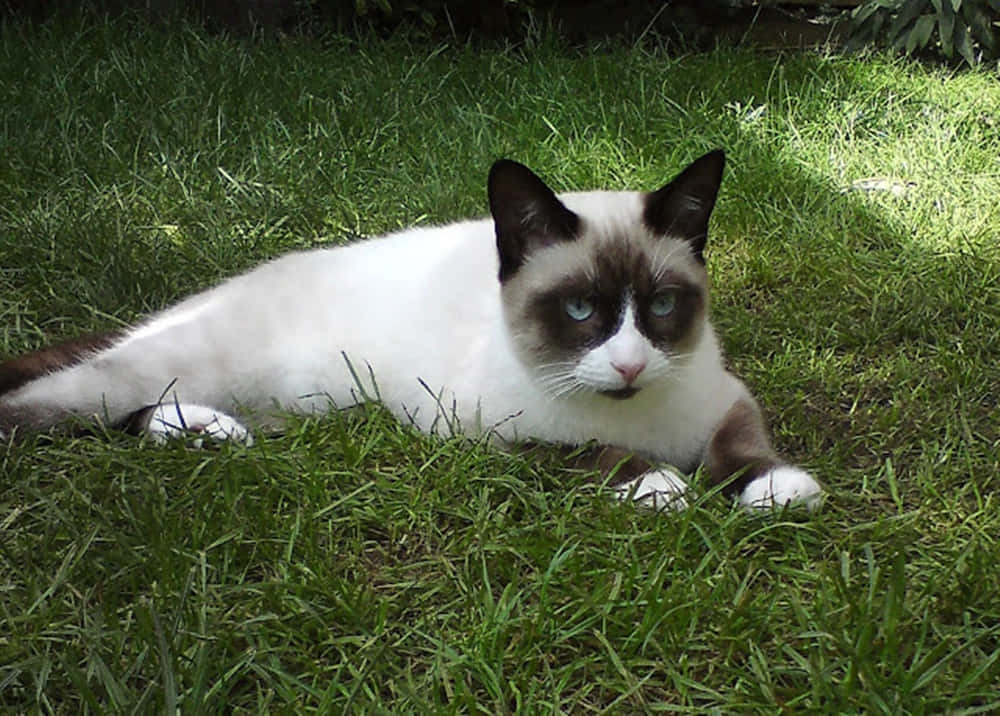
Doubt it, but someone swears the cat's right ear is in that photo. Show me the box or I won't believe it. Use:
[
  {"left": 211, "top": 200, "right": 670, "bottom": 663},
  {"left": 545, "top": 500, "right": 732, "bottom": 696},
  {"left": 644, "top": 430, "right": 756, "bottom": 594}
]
[{"left": 488, "top": 160, "right": 580, "bottom": 282}]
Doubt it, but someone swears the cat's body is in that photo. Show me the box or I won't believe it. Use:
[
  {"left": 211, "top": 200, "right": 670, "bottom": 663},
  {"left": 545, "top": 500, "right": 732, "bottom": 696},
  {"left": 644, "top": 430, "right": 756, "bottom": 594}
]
[{"left": 0, "top": 151, "right": 822, "bottom": 510}]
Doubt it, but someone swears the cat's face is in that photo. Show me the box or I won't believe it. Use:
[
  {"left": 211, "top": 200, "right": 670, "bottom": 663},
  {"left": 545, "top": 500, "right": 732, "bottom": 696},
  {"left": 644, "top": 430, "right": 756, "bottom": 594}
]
[{"left": 488, "top": 151, "right": 724, "bottom": 399}]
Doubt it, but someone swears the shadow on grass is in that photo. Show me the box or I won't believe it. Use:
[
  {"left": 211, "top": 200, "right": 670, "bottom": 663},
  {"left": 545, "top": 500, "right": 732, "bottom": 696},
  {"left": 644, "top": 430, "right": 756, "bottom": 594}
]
[{"left": 651, "top": 51, "right": 1000, "bottom": 495}]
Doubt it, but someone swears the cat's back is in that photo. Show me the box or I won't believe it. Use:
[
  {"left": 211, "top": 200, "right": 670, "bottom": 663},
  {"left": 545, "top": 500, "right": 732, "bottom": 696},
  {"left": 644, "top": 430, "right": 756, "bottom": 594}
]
[
  {"left": 237, "top": 216, "right": 502, "bottom": 360},
  {"left": 249, "top": 217, "right": 493, "bottom": 287},
  {"left": 206, "top": 216, "right": 498, "bottom": 326},
  {"left": 123, "top": 216, "right": 500, "bottom": 372},
  {"left": 249, "top": 194, "right": 638, "bottom": 296}
]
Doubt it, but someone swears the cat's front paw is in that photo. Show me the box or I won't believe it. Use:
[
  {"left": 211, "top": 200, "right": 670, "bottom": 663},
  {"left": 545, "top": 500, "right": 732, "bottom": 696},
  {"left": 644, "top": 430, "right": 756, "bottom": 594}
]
[
  {"left": 147, "top": 403, "right": 254, "bottom": 447},
  {"left": 739, "top": 466, "right": 822, "bottom": 511},
  {"left": 614, "top": 467, "right": 689, "bottom": 511}
]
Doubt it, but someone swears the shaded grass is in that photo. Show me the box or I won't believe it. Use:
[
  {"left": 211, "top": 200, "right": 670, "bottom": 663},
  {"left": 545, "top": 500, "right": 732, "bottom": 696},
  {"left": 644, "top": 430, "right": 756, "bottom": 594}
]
[{"left": 1, "top": 13, "right": 999, "bottom": 712}]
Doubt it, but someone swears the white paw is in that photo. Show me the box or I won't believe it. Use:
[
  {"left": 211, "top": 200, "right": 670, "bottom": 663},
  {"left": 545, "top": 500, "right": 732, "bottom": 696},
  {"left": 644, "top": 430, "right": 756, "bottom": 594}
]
[
  {"left": 147, "top": 403, "right": 254, "bottom": 447},
  {"left": 739, "top": 466, "right": 822, "bottom": 511},
  {"left": 614, "top": 467, "right": 690, "bottom": 511}
]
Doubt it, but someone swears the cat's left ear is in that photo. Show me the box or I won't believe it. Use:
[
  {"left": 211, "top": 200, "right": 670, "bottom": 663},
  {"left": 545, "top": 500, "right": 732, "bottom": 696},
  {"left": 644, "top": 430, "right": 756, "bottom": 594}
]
[
  {"left": 488, "top": 159, "right": 580, "bottom": 282},
  {"left": 643, "top": 150, "right": 726, "bottom": 263}
]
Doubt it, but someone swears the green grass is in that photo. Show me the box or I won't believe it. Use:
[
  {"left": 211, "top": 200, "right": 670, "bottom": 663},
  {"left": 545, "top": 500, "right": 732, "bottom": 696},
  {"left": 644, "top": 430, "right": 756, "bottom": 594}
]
[{"left": 2, "top": 13, "right": 999, "bottom": 713}]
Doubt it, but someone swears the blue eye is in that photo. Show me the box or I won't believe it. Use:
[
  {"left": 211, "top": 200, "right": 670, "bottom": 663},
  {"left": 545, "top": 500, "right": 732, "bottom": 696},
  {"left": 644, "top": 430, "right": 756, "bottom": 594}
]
[
  {"left": 564, "top": 297, "right": 595, "bottom": 321},
  {"left": 650, "top": 291, "right": 676, "bottom": 317}
]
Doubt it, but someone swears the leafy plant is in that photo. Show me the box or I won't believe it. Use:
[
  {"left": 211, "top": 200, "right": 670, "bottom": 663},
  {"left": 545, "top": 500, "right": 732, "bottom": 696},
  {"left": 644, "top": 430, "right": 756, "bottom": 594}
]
[{"left": 849, "top": 0, "right": 1000, "bottom": 65}]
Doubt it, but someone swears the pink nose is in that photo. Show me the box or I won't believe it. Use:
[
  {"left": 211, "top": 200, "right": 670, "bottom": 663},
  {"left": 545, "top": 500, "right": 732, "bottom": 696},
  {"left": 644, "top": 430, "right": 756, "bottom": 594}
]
[{"left": 612, "top": 361, "right": 646, "bottom": 384}]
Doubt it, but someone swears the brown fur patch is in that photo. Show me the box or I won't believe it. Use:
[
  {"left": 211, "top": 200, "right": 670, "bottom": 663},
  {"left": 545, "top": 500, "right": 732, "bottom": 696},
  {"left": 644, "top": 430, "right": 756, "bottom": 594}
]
[
  {"left": 0, "top": 330, "right": 121, "bottom": 396},
  {"left": 517, "top": 442, "right": 654, "bottom": 486},
  {"left": 551, "top": 443, "right": 655, "bottom": 485},
  {"left": 120, "top": 404, "right": 158, "bottom": 435},
  {"left": 703, "top": 398, "right": 781, "bottom": 496}
]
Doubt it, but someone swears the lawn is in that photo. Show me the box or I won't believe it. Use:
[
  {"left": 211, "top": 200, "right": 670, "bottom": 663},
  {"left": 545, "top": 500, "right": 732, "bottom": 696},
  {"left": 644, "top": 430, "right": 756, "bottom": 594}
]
[{"left": 1, "top": 12, "right": 999, "bottom": 713}]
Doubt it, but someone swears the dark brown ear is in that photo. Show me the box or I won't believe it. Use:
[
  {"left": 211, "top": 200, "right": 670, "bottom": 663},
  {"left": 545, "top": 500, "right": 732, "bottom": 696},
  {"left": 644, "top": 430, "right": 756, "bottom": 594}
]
[
  {"left": 488, "top": 159, "right": 580, "bottom": 282},
  {"left": 643, "top": 150, "right": 725, "bottom": 263}
]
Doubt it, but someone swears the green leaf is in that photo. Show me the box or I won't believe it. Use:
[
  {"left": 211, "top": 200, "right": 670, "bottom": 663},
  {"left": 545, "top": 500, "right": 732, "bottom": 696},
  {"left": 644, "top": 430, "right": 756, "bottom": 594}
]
[
  {"left": 954, "top": 21, "right": 976, "bottom": 64},
  {"left": 872, "top": 13, "right": 888, "bottom": 36},
  {"left": 908, "top": 15, "right": 937, "bottom": 52},
  {"left": 962, "top": 3, "right": 998, "bottom": 51},
  {"left": 888, "top": 0, "right": 931, "bottom": 41},
  {"left": 845, "top": 24, "right": 876, "bottom": 53},
  {"left": 852, "top": 2, "right": 883, "bottom": 23},
  {"left": 939, "top": 2, "right": 956, "bottom": 56}
]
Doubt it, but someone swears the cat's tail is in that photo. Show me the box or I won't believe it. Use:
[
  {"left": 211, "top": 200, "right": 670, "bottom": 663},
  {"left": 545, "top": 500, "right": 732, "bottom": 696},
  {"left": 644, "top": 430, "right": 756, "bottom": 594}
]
[
  {"left": 0, "top": 331, "right": 123, "bottom": 396},
  {"left": 0, "top": 330, "right": 124, "bottom": 437}
]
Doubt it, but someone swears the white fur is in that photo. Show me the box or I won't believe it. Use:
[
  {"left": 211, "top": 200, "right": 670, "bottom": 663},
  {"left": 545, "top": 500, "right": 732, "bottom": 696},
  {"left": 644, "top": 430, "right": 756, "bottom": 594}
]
[
  {"left": 613, "top": 467, "right": 689, "bottom": 511},
  {"left": 739, "top": 466, "right": 823, "bottom": 511},
  {"left": 575, "top": 303, "right": 667, "bottom": 392},
  {"left": 147, "top": 403, "right": 253, "bottom": 446}
]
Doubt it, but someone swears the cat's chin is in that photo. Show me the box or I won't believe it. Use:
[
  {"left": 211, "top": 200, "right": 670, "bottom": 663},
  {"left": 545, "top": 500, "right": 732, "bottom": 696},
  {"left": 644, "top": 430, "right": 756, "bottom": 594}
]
[{"left": 599, "top": 387, "right": 640, "bottom": 400}]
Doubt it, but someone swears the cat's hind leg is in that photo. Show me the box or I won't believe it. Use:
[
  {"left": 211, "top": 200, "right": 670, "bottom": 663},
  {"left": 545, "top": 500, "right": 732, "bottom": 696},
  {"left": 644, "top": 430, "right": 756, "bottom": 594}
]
[
  {"left": 127, "top": 402, "right": 254, "bottom": 446},
  {"left": 0, "top": 342, "right": 255, "bottom": 445}
]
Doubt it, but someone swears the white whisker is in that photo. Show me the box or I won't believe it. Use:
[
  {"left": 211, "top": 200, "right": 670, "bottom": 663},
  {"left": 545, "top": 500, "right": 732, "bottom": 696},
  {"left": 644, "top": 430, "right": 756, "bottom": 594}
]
[{"left": 650, "top": 243, "right": 685, "bottom": 282}]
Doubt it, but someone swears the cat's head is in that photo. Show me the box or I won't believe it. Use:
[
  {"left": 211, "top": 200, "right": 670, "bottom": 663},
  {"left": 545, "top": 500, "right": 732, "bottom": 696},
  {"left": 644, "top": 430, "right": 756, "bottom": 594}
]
[{"left": 488, "top": 150, "right": 725, "bottom": 400}]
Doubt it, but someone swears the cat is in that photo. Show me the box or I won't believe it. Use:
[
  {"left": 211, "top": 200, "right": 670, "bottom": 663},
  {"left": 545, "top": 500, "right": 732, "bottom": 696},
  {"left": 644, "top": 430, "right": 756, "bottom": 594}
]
[{"left": 0, "top": 150, "right": 822, "bottom": 511}]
